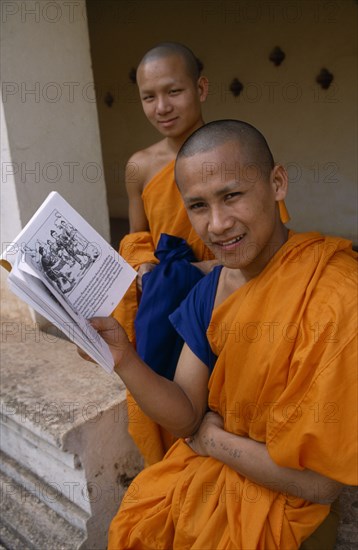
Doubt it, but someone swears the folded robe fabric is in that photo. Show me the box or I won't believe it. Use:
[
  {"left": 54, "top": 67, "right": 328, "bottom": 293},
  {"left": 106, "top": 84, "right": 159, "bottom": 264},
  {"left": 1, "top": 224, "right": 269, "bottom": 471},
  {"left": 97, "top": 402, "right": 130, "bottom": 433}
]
[
  {"left": 142, "top": 160, "right": 214, "bottom": 261},
  {"left": 108, "top": 232, "right": 357, "bottom": 550},
  {"left": 112, "top": 230, "right": 156, "bottom": 344},
  {"left": 134, "top": 233, "right": 205, "bottom": 380}
]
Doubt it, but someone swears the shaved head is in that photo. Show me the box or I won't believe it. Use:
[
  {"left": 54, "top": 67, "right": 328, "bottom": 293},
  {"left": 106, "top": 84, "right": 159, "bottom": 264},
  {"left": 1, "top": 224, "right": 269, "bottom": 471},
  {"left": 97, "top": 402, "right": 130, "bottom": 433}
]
[
  {"left": 176, "top": 119, "right": 275, "bottom": 181},
  {"left": 137, "top": 42, "right": 203, "bottom": 84}
]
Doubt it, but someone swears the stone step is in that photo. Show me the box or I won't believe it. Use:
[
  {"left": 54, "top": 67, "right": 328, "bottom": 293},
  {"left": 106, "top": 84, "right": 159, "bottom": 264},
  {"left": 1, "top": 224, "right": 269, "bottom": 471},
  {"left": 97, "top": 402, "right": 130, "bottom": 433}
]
[
  {"left": 0, "top": 518, "right": 39, "bottom": 550},
  {"left": 0, "top": 450, "right": 89, "bottom": 532},
  {"left": 0, "top": 465, "right": 86, "bottom": 550},
  {"left": 0, "top": 520, "right": 35, "bottom": 550}
]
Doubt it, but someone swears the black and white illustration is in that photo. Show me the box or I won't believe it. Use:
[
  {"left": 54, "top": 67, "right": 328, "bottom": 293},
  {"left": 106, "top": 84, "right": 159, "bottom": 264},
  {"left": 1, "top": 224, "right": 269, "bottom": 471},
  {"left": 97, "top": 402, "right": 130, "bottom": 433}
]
[
  {"left": 2, "top": 191, "right": 137, "bottom": 373},
  {"left": 22, "top": 209, "right": 101, "bottom": 295}
]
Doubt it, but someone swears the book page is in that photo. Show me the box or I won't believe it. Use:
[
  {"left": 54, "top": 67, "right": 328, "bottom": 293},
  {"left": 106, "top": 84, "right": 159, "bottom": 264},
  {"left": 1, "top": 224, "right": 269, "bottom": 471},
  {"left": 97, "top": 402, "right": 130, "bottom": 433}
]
[
  {"left": 1, "top": 191, "right": 137, "bottom": 373},
  {"left": 2, "top": 192, "right": 136, "bottom": 320},
  {"left": 8, "top": 263, "right": 114, "bottom": 373}
]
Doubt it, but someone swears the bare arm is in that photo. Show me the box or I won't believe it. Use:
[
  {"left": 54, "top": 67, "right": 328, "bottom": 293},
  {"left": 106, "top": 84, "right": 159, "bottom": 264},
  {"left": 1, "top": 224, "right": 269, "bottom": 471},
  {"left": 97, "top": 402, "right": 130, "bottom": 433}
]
[
  {"left": 187, "top": 412, "right": 344, "bottom": 504},
  {"left": 84, "top": 317, "right": 209, "bottom": 437},
  {"left": 124, "top": 153, "right": 157, "bottom": 289},
  {"left": 125, "top": 155, "right": 149, "bottom": 233}
]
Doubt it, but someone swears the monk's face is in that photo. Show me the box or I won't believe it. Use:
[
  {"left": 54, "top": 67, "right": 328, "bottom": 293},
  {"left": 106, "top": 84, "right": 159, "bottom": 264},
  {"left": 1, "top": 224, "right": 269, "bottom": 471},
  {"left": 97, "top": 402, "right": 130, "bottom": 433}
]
[
  {"left": 136, "top": 54, "right": 208, "bottom": 140},
  {"left": 176, "top": 141, "right": 288, "bottom": 275}
]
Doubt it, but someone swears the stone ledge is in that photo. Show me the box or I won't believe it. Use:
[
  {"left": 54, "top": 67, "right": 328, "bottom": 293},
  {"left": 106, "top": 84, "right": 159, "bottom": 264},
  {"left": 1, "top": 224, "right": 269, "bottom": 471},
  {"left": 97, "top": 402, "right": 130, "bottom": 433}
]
[
  {"left": 0, "top": 275, "right": 143, "bottom": 549},
  {"left": 0, "top": 465, "right": 86, "bottom": 550},
  {"left": 0, "top": 450, "right": 89, "bottom": 532}
]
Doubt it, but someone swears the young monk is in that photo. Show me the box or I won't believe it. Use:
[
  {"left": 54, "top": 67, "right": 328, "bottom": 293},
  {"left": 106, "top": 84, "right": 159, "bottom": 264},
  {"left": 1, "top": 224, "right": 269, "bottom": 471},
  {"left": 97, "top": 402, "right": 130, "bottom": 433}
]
[
  {"left": 113, "top": 42, "right": 213, "bottom": 340},
  {"left": 112, "top": 42, "right": 216, "bottom": 464},
  {"left": 83, "top": 120, "right": 357, "bottom": 549}
]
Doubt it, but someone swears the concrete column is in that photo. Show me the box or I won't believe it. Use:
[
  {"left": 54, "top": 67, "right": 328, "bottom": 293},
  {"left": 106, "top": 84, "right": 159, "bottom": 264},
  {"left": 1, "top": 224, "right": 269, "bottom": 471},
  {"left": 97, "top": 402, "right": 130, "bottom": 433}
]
[
  {"left": 1, "top": 0, "right": 110, "bottom": 245},
  {"left": 1, "top": 96, "right": 22, "bottom": 246},
  {"left": 1, "top": 0, "right": 111, "bottom": 326}
]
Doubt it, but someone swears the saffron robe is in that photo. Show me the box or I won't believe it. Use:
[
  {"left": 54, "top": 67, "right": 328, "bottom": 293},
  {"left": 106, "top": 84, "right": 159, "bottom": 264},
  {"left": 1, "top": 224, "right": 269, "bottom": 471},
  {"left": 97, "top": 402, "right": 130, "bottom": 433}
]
[
  {"left": 113, "top": 160, "right": 214, "bottom": 465},
  {"left": 108, "top": 232, "right": 357, "bottom": 550}
]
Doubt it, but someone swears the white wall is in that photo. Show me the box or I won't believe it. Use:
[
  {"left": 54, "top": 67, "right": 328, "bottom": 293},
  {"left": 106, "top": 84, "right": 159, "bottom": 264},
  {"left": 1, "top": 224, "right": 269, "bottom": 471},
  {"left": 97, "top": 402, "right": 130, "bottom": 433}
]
[
  {"left": 1, "top": 0, "right": 110, "bottom": 245},
  {"left": 87, "top": 0, "right": 357, "bottom": 244},
  {"left": 1, "top": 96, "right": 22, "bottom": 248}
]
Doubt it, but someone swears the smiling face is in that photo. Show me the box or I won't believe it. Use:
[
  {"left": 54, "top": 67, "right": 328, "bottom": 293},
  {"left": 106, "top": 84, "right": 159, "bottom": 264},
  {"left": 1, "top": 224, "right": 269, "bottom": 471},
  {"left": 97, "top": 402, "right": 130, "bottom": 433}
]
[
  {"left": 176, "top": 140, "right": 288, "bottom": 277},
  {"left": 136, "top": 54, "right": 208, "bottom": 141}
]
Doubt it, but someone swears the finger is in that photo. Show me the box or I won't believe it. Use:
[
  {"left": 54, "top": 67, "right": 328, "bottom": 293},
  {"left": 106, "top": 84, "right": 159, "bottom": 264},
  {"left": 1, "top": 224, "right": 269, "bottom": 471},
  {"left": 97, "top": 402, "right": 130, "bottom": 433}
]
[
  {"left": 77, "top": 347, "right": 95, "bottom": 363},
  {"left": 89, "top": 316, "right": 118, "bottom": 331}
]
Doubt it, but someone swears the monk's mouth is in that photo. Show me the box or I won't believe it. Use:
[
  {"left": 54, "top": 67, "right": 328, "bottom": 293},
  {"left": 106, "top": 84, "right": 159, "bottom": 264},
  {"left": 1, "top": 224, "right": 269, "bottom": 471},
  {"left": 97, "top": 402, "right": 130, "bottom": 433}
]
[
  {"left": 158, "top": 118, "right": 178, "bottom": 126},
  {"left": 214, "top": 234, "right": 246, "bottom": 248}
]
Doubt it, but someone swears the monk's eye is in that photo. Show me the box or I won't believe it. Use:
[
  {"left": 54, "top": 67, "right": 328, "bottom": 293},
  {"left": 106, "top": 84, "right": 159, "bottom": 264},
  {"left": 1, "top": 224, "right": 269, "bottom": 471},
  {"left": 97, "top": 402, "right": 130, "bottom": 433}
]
[
  {"left": 169, "top": 89, "right": 182, "bottom": 95},
  {"left": 142, "top": 95, "right": 154, "bottom": 101},
  {"left": 189, "top": 202, "right": 206, "bottom": 211},
  {"left": 225, "top": 192, "right": 242, "bottom": 201}
]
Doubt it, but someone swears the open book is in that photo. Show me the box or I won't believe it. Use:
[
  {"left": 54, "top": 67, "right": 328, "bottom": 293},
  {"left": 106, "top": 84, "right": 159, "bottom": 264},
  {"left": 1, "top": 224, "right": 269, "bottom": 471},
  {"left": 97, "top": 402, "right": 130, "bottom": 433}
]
[{"left": 1, "top": 192, "right": 137, "bottom": 374}]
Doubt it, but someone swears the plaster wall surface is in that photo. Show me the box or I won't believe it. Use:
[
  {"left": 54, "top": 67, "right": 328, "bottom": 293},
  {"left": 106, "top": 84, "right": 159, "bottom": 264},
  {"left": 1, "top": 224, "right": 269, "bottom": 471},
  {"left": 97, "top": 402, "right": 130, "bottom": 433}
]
[
  {"left": 87, "top": 0, "right": 357, "bottom": 244},
  {"left": 1, "top": 0, "right": 110, "bottom": 243},
  {"left": 1, "top": 99, "right": 22, "bottom": 247}
]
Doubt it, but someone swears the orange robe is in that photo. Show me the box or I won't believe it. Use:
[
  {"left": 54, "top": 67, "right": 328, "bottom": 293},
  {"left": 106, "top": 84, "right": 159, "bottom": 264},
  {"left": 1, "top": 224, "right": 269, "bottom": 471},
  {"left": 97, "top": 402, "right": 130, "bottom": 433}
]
[
  {"left": 108, "top": 232, "right": 357, "bottom": 549},
  {"left": 113, "top": 160, "right": 214, "bottom": 465}
]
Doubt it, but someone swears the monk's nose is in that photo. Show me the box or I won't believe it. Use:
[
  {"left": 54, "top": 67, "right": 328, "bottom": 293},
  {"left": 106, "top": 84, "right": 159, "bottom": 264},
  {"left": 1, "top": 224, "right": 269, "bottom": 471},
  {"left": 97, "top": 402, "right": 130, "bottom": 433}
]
[
  {"left": 156, "top": 96, "right": 172, "bottom": 115},
  {"left": 208, "top": 207, "right": 235, "bottom": 235}
]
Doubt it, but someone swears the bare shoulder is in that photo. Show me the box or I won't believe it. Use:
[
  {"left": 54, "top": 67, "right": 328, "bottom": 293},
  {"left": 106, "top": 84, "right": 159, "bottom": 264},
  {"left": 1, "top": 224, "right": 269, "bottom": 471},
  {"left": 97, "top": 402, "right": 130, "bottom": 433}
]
[{"left": 126, "top": 140, "right": 175, "bottom": 193}]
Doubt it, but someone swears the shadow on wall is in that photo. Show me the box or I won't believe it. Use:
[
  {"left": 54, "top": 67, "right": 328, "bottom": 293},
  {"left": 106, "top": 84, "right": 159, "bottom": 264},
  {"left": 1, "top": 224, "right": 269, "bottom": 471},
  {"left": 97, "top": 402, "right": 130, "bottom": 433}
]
[{"left": 110, "top": 218, "right": 130, "bottom": 249}]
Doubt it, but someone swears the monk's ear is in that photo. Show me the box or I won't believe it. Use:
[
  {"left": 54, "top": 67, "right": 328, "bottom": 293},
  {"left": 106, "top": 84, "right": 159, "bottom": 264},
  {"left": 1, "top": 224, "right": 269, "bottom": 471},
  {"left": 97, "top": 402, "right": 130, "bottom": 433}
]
[
  {"left": 271, "top": 164, "right": 288, "bottom": 201},
  {"left": 197, "top": 76, "right": 209, "bottom": 102}
]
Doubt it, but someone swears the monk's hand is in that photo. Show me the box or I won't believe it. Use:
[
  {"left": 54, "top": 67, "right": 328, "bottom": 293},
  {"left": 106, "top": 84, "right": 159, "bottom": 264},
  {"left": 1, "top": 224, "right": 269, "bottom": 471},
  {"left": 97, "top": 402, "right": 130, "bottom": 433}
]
[
  {"left": 137, "top": 262, "right": 156, "bottom": 292},
  {"left": 77, "top": 317, "right": 132, "bottom": 367},
  {"left": 185, "top": 411, "right": 224, "bottom": 456},
  {"left": 77, "top": 347, "right": 96, "bottom": 364}
]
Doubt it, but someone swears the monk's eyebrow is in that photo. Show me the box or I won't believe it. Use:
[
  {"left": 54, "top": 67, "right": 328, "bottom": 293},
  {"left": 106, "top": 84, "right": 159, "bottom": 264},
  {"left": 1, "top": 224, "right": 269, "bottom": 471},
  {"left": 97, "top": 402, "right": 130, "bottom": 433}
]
[
  {"left": 140, "top": 77, "right": 183, "bottom": 94},
  {"left": 214, "top": 182, "right": 242, "bottom": 195},
  {"left": 140, "top": 88, "right": 153, "bottom": 95},
  {"left": 183, "top": 181, "right": 243, "bottom": 204},
  {"left": 183, "top": 195, "right": 204, "bottom": 206}
]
